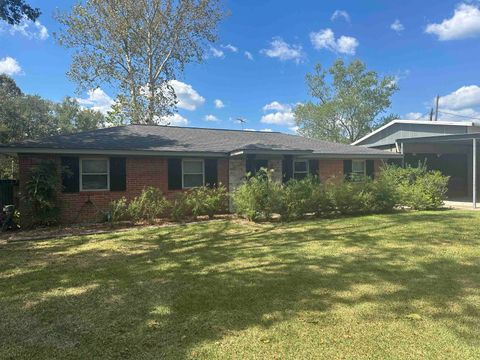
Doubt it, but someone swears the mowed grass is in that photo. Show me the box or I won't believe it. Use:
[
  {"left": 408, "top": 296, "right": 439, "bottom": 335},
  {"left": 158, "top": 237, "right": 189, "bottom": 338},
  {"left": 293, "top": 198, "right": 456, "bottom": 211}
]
[{"left": 1, "top": 211, "right": 480, "bottom": 359}]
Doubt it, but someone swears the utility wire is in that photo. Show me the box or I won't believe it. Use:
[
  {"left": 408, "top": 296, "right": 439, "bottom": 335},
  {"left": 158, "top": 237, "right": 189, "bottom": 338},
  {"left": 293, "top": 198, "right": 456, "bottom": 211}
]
[{"left": 438, "top": 110, "right": 480, "bottom": 122}]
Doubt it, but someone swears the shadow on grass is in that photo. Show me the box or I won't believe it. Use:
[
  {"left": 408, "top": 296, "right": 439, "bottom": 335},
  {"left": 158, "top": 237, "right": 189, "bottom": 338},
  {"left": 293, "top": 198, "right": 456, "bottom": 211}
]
[{"left": 0, "top": 210, "right": 479, "bottom": 358}]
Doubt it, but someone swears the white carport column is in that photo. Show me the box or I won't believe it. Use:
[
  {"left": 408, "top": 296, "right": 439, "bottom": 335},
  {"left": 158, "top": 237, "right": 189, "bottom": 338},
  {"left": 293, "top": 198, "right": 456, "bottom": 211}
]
[{"left": 473, "top": 138, "right": 477, "bottom": 209}]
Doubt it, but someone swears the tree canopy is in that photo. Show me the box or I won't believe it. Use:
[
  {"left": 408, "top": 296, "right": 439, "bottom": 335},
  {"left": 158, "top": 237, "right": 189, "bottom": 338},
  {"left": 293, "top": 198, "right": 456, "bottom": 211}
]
[
  {"left": 55, "top": 0, "right": 225, "bottom": 125},
  {"left": 0, "top": 76, "right": 105, "bottom": 144},
  {"left": 294, "top": 59, "right": 399, "bottom": 144},
  {"left": 0, "top": 76, "right": 107, "bottom": 178},
  {"left": 0, "top": 0, "right": 40, "bottom": 25}
]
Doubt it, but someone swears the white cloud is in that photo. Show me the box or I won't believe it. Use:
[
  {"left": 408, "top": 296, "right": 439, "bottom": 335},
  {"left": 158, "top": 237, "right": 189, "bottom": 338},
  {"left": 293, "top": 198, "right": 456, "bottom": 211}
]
[
  {"left": 1, "top": 16, "right": 48, "bottom": 40},
  {"left": 260, "top": 37, "right": 304, "bottom": 63},
  {"left": 437, "top": 108, "right": 480, "bottom": 121},
  {"left": 244, "top": 51, "right": 254, "bottom": 60},
  {"left": 310, "top": 28, "right": 359, "bottom": 55},
  {"left": 261, "top": 101, "right": 295, "bottom": 126},
  {"left": 76, "top": 88, "right": 114, "bottom": 114},
  {"left": 438, "top": 85, "right": 480, "bottom": 110},
  {"left": 210, "top": 46, "right": 224, "bottom": 58},
  {"left": 214, "top": 99, "right": 225, "bottom": 108},
  {"left": 289, "top": 126, "right": 299, "bottom": 134},
  {"left": 222, "top": 44, "right": 238, "bottom": 52},
  {"left": 169, "top": 80, "right": 205, "bottom": 111},
  {"left": 161, "top": 113, "right": 189, "bottom": 126},
  {"left": 204, "top": 114, "right": 219, "bottom": 122},
  {"left": 391, "top": 19, "right": 404, "bottom": 33},
  {"left": 243, "top": 128, "right": 273, "bottom": 132},
  {"left": 426, "top": 3, "right": 480, "bottom": 41},
  {"left": 262, "top": 101, "right": 291, "bottom": 112},
  {"left": 404, "top": 112, "right": 423, "bottom": 120},
  {"left": 0, "top": 57, "right": 22, "bottom": 76},
  {"left": 331, "top": 10, "right": 350, "bottom": 23},
  {"left": 261, "top": 112, "right": 295, "bottom": 126}
]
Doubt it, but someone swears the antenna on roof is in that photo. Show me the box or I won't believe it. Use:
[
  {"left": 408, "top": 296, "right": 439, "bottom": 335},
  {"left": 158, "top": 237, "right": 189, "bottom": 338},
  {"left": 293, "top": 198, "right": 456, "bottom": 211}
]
[{"left": 236, "top": 117, "right": 247, "bottom": 130}]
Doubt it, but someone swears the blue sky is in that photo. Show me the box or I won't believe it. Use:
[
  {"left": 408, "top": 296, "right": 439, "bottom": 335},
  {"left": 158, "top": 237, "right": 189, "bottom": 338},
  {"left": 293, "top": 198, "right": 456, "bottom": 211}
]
[{"left": 1, "top": 0, "right": 480, "bottom": 133}]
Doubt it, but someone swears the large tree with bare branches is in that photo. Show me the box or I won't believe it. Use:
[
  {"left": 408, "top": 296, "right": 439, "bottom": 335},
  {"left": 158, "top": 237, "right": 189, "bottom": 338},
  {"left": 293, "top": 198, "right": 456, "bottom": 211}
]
[{"left": 55, "top": 0, "right": 225, "bottom": 124}]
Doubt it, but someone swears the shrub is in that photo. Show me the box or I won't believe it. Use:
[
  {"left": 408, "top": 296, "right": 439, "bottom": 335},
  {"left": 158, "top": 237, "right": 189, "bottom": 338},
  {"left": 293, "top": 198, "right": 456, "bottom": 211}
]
[
  {"left": 170, "top": 193, "right": 193, "bottom": 222},
  {"left": 185, "top": 185, "right": 228, "bottom": 219},
  {"left": 23, "top": 160, "right": 61, "bottom": 227},
  {"left": 108, "top": 187, "right": 169, "bottom": 224},
  {"left": 380, "top": 164, "right": 449, "bottom": 210},
  {"left": 327, "top": 180, "right": 366, "bottom": 215},
  {"left": 109, "top": 197, "right": 129, "bottom": 222},
  {"left": 278, "top": 176, "right": 319, "bottom": 221},
  {"left": 128, "top": 187, "right": 169, "bottom": 223},
  {"left": 233, "top": 168, "right": 282, "bottom": 221},
  {"left": 311, "top": 182, "right": 335, "bottom": 217},
  {"left": 369, "top": 176, "right": 398, "bottom": 213}
]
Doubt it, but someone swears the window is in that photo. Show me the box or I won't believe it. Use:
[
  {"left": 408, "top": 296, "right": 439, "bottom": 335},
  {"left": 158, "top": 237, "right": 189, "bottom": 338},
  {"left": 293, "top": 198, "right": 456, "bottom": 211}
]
[
  {"left": 351, "top": 160, "right": 366, "bottom": 181},
  {"left": 182, "top": 159, "right": 204, "bottom": 188},
  {"left": 294, "top": 160, "right": 309, "bottom": 179},
  {"left": 80, "top": 158, "right": 109, "bottom": 191}
]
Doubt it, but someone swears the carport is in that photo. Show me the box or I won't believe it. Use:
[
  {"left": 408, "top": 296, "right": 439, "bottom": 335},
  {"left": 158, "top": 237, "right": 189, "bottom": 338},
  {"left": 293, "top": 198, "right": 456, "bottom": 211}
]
[{"left": 397, "top": 133, "right": 480, "bottom": 208}]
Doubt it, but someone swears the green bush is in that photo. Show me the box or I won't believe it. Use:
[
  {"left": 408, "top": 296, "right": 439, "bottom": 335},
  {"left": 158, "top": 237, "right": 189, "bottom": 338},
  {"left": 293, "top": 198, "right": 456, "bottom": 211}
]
[
  {"left": 380, "top": 164, "right": 449, "bottom": 210},
  {"left": 185, "top": 185, "right": 228, "bottom": 219},
  {"left": 278, "top": 176, "right": 319, "bottom": 220},
  {"left": 128, "top": 187, "right": 169, "bottom": 223},
  {"left": 108, "top": 187, "right": 169, "bottom": 224},
  {"left": 233, "top": 169, "right": 282, "bottom": 221},
  {"left": 23, "top": 160, "right": 61, "bottom": 227},
  {"left": 170, "top": 193, "right": 193, "bottom": 222},
  {"left": 311, "top": 181, "right": 335, "bottom": 217},
  {"left": 109, "top": 197, "right": 129, "bottom": 222}
]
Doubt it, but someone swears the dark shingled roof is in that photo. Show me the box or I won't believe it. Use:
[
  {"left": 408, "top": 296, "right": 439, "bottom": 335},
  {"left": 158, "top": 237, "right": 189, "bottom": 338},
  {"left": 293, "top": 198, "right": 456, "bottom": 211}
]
[{"left": 0, "top": 125, "right": 401, "bottom": 157}]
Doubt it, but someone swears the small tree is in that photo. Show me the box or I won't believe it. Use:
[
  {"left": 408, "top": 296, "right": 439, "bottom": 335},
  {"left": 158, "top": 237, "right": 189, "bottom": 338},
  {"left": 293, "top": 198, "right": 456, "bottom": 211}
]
[
  {"left": 23, "top": 160, "right": 61, "bottom": 226},
  {"left": 294, "top": 59, "right": 399, "bottom": 143}
]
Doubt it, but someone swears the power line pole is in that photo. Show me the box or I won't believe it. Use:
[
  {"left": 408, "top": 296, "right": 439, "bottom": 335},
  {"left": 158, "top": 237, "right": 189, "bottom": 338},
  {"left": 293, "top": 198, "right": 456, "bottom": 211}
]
[
  {"left": 434, "top": 95, "right": 440, "bottom": 121},
  {"left": 429, "top": 108, "right": 434, "bottom": 121}
]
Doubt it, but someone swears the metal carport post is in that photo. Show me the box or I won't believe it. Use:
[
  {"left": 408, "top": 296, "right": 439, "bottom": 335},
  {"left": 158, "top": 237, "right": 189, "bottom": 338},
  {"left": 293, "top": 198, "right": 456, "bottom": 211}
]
[{"left": 474, "top": 138, "right": 477, "bottom": 209}]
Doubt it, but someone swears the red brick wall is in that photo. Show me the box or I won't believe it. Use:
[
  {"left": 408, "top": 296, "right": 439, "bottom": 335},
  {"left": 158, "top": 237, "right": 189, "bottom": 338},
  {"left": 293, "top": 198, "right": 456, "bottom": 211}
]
[
  {"left": 18, "top": 155, "right": 384, "bottom": 224},
  {"left": 317, "top": 159, "right": 385, "bottom": 183},
  {"left": 18, "top": 155, "right": 229, "bottom": 224},
  {"left": 319, "top": 159, "right": 344, "bottom": 183}
]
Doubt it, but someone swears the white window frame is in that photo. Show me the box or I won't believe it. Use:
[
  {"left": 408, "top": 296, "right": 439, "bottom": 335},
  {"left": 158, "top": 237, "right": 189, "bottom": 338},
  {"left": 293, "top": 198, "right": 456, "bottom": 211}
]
[
  {"left": 80, "top": 158, "right": 110, "bottom": 192},
  {"left": 351, "top": 159, "right": 366, "bottom": 181},
  {"left": 293, "top": 159, "right": 309, "bottom": 179},
  {"left": 182, "top": 159, "right": 205, "bottom": 189}
]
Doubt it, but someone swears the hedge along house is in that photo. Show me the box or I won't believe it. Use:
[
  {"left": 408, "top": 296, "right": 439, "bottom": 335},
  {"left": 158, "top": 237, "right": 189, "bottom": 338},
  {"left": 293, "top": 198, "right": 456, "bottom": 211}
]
[
  {"left": 353, "top": 120, "right": 480, "bottom": 207},
  {"left": 0, "top": 125, "right": 401, "bottom": 223}
]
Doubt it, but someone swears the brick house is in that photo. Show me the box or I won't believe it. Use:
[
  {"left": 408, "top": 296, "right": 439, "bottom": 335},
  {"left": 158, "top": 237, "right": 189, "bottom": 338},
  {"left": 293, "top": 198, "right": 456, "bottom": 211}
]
[{"left": 0, "top": 125, "right": 401, "bottom": 223}]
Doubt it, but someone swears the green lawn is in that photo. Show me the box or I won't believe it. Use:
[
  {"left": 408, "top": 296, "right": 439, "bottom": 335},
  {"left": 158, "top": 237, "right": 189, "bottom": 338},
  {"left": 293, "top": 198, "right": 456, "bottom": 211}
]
[{"left": 1, "top": 211, "right": 480, "bottom": 359}]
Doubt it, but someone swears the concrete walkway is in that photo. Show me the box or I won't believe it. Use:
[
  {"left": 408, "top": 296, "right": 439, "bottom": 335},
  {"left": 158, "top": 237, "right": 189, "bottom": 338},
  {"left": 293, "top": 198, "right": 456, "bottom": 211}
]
[{"left": 444, "top": 199, "right": 479, "bottom": 210}]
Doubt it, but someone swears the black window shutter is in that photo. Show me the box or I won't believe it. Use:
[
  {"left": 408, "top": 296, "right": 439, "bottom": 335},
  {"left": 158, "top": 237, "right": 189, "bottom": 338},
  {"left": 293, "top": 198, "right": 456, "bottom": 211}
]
[
  {"left": 309, "top": 159, "right": 319, "bottom": 177},
  {"left": 343, "top": 160, "right": 352, "bottom": 181},
  {"left": 61, "top": 156, "right": 79, "bottom": 193},
  {"left": 110, "top": 157, "right": 126, "bottom": 191},
  {"left": 366, "top": 160, "right": 375, "bottom": 179},
  {"left": 255, "top": 159, "right": 268, "bottom": 172},
  {"left": 168, "top": 158, "right": 182, "bottom": 190},
  {"left": 246, "top": 155, "right": 256, "bottom": 177},
  {"left": 204, "top": 159, "right": 218, "bottom": 188},
  {"left": 282, "top": 155, "right": 293, "bottom": 183}
]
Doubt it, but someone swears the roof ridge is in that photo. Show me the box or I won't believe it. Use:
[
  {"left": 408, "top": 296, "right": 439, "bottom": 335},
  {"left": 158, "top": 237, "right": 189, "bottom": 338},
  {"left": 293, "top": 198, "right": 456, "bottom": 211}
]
[{"left": 128, "top": 123, "right": 283, "bottom": 134}]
